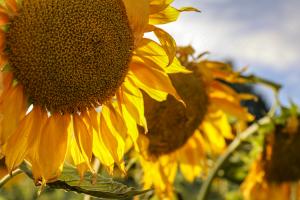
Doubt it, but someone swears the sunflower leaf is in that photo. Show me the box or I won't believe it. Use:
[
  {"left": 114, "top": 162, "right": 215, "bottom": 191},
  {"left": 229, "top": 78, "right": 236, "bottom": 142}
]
[
  {"left": 19, "top": 163, "right": 150, "bottom": 199},
  {"left": 46, "top": 165, "right": 150, "bottom": 199}
]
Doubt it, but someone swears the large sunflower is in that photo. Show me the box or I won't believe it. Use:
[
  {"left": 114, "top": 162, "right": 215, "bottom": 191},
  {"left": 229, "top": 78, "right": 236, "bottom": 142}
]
[
  {"left": 0, "top": 0, "right": 195, "bottom": 184},
  {"left": 136, "top": 46, "right": 254, "bottom": 198}
]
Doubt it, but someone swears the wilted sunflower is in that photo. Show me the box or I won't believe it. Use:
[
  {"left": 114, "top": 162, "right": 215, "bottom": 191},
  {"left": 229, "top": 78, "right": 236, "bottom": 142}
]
[
  {"left": 241, "top": 115, "right": 300, "bottom": 200},
  {"left": 241, "top": 157, "right": 293, "bottom": 200},
  {"left": 0, "top": 0, "right": 195, "bottom": 184},
  {"left": 136, "top": 46, "right": 254, "bottom": 198}
]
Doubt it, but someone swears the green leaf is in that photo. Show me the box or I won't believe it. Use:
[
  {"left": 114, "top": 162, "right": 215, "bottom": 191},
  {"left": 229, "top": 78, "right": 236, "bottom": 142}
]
[
  {"left": 19, "top": 163, "right": 150, "bottom": 199},
  {"left": 46, "top": 165, "right": 150, "bottom": 199}
]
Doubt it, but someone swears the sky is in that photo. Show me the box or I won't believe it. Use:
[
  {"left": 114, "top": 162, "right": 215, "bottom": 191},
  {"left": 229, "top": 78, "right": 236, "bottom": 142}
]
[{"left": 160, "top": 0, "right": 300, "bottom": 106}]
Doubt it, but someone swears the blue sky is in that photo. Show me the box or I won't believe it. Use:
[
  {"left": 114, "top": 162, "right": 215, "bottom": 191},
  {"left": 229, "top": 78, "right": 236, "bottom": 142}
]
[{"left": 160, "top": 0, "right": 300, "bottom": 106}]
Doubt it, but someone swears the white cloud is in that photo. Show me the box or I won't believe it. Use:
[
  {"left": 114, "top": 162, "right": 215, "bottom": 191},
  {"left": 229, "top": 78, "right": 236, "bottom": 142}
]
[
  {"left": 161, "top": 0, "right": 300, "bottom": 72},
  {"left": 159, "top": 0, "right": 300, "bottom": 103}
]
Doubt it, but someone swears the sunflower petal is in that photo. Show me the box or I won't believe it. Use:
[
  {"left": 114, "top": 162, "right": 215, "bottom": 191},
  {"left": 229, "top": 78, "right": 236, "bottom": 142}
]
[
  {"left": 0, "top": 84, "right": 27, "bottom": 146},
  {"left": 4, "top": 107, "right": 46, "bottom": 173},
  {"left": 211, "top": 97, "right": 254, "bottom": 121},
  {"left": 4, "top": 0, "right": 17, "bottom": 15},
  {"left": 0, "top": 12, "right": 8, "bottom": 26},
  {"left": 0, "top": 30, "right": 6, "bottom": 51},
  {"left": 178, "top": 7, "right": 200, "bottom": 12},
  {"left": 105, "top": 103, "right": 127, "bottom": 140},
  {"left": 152, "top": 26, "right": 176, "bottom": 66},
  {"left": 71, "top": 114, "right": 93, "bottom": 178},
  {"left": 149, "top": 6, "right": 179, "bottom": 25},
  {"left": 122, "top": 79, "right": 147, "bottom": 129},
  {"left": 130, "top": 59, "right": 182, "bottom": 103},
  {"left": 134, "top": 38, "right": 190, "bottom": 74},
  {"left": 207, "top": 109, "right": 234, "bottom": 139},
  {"left": 123, "top": 108, "right": 140, "bottom": 151},
  {"left": 100, "top": 107, "right": 126, "bottom": 169},
  {"left": 178, "top": 136, "right": 203, "bottom": 182},
  {"left": 149, "top": 4, "right": 199, "bottom": 25},
  {"left": 128, "top": 73, "right": 168, "bottom": 102},
  {"left": 122, "top": 0, "right": 149, "bottom": 45},
  {"left": 33, "top": 114, "right": 70, "bottom": 182},
  {"left": 85, "top": 109, "right": 114, "bottom": 169},
  {"left": 149, "top": 0, "right": 173, "bottom": 14},
  {"left": 92, "top": 130, "right": 115, "bottom": 169},
  {"left": 86, "top": 110, "right": 100, "bottom": 132},
  {"left": 200, "top": 120, "right": 226, "bottom": 153}
]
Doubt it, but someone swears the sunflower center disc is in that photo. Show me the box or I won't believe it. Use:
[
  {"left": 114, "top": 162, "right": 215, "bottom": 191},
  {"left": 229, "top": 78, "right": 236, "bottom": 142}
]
[
  {"left": 7, "top": 0, "right": 133, "bottom": 113},
  {"left": 143, "top": 72, "right": 209, "bottom": 156}
]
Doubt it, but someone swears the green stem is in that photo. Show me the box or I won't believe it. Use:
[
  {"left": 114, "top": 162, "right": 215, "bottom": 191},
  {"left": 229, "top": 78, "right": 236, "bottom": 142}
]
[
  {"left": 241, "top": 74, "right": 282, "bottom": 92},
  {"left": 290, "top": 182, "right": 298, "bottom": 200},
  {"left": 197, "top": 116, "right": 271, "bottom": 200},
  {"left": 0, "top": 168, "right": 23, "bottom": 188},
  {"left": 19, "top": 162, "right": 33, "bottom": 179}
]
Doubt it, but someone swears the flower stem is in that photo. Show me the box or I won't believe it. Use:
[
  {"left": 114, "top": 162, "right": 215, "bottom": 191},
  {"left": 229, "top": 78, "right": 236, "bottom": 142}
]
[
  {"left": 0, "top": 168, "right": 23, "bottom": 188},
  {"left": 197, "top": 116, "right": 271, "bottom": 200}
]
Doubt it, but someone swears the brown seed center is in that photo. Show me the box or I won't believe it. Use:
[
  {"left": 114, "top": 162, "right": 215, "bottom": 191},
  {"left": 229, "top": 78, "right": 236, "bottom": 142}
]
[
  {"left": 143, "top": 72, "right": 209, "bottom": 156},
  {"left": 6, "top": 0, "right": 134, "bottom": 113}
]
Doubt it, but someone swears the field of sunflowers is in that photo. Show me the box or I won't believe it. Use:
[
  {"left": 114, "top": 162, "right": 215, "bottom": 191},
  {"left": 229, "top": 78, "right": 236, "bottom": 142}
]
[{"left": 0, "top": 0, "right": 299, "bottom": 200}]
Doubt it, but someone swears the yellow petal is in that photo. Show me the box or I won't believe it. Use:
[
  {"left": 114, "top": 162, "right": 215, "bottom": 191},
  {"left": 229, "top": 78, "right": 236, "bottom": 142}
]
[
  {"left": 134, "top": 38, "right": 190, "bottom": 74},
  {"left": 71, "top": 114, "right": 93, "bottom": 178},
  {"left": 0, "top": 30, "right": 6, "bottom": 51},
  {"left": 178, "top": 7, "right": 200, "bottom": 12},
  {"left": 89, "top": 110, "right": 115, "bottom": 168},
  {"left": 152, "top": 26, "right": 176, "bottom": 65},
  {"left": 140, "top": 155, "right": 177, "bottom": 198},
  {"left": 0, "top": 72, "right": 13, "bottom": 94},
  {"left": 122, "top": 108, "right": 140, "bottom": 151},
  {"left": 121, "top": 78, "right": 147, "bottom": 129},
  {"left": 4, "top": 0, "right": 18, "bottom": 15},
  {"left": 178, "top": 138, "right": 203, "bottom": 182},
  {"left": 210, "top": 80, "right": 239, "bottom": 99},
  {"left": 86, "top": 109, "right": 100, "bottom": 132},
  {"left": 211, "top": 97, "right": 254, "bottom": 121},
  {"left": 93, "top": 130, "right": 115, "bottom": 168},
  {"left": 130, "top": 59, "right": 182, "bottom": 102},
  {"left": 33, "top": 114, "right": 70, "bottom": 182},
  {"left": 4, "top": 106, "right": 47, "bottom": 173},
  {"left": 105, "top": 103, "right": 127, "bottom": 140},
  {"left": 238, "top": 93, "right": 258, "bottom": 101},
  {"left": 149, "top": 6, "right": 179, "bottom": 25},
  {"left": 149, "top": 0, "right": 172, "bottom": 14},
  {"left": 0, "top": 84, "right": 27, "bottom": 146},
  {"left": 0, "top": 11, "right": 9, "bottom": 26},
  {"left": 100, "top": 107, "right": 126, "bottom": 167},
  {"left": 149, "top": 4, "right": 199, "bottom": 25},
  {"left": 122, "top": 0, "right": 149, "bottom": 45},
  {"left": 131, "top": 78, "right": 167, "bottom": 101},
  {"left": 206, "top": 109, "right": 234, "bottom": 139},
  {"left": 201, "top": 120, "right": 226, "bottom": 153}
]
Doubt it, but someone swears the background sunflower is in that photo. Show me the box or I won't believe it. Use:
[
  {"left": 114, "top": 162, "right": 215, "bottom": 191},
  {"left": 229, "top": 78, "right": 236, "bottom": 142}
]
[{"left": 129, "top": 46, "right": 254, "bottom": 199}]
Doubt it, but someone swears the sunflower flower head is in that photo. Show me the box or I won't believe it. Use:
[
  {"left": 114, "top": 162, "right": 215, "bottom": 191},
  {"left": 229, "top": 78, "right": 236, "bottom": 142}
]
[
  {"left": 241, "top": 157, "right": 292, "bottom": 200},
  {"left": 137, "top": 46, "right": 254, "bottom": 199},
  {"left": 7, "top": 0, "right": 134, "bottom": 113},
  {"left": 264, "top": 116, "right": 300, "bottom": 182},
  {"left": 0, "top": 0, "right": 193, "bottom": 184},
  {"left": 141, "top": 72, "right": 209, "bottom": 157},
  {"left": 241, "top": 113, "right": 300, "bottom": 200}
]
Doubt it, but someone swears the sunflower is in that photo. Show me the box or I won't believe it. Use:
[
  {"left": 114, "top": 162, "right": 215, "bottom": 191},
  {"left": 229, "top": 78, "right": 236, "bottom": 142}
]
[
  {"left": 136, "top": 46, "right": 254, "bottom": 199},
  {"left": 241, "top": 115, "right": 300, "bottom": 200},
  {"left": 241, "top": 157, "right": 293, "bottom": 200},
  {"left": 0, "top": 0, "right": 196, "bottom": 184}
]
